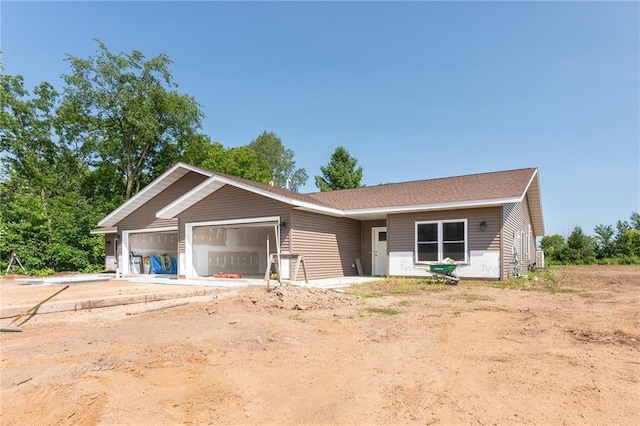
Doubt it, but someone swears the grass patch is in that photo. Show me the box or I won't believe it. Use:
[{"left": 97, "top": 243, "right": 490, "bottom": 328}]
[
  {"left": 466, "top": 268, "right": 579, "bottom": 294},
  {"left": 351, "top": 270, "right": 582, "bottom": 296},
  {"left": 445, "top": 293, "right": 494, "bottom": 302},
  {"left": 367, "top": 307, "right": 401, "bottom": 316},
  {"left": 348, "top": 278, "right": 450, "bottom": 297},
  {"left": 343, "top": 290, "right": 385, "bottom": 298},
  {"left": 463, "top": 294, "right": 493, "bottom": 302},
  {"left": 397, "top": 300, "right": 411, "bottom": 307},
  {"left": 290, "top": 314, "right": 307, "bottom": 323}
]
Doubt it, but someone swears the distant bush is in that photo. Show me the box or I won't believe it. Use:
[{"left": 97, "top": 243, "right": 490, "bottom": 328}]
[
  {"left": 598, "top": 256, "right": 640, "bottom": 265},
  {"left": 31, "top": 268, "right": 55, "bottom": 277},
  {"left": 541, "top": 212, "right": 640, "bottom": 266}
]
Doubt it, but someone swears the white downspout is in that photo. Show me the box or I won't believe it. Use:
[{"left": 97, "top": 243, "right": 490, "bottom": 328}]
[{"left": 275, "top": 223, "right": 281, "bottom": 281}]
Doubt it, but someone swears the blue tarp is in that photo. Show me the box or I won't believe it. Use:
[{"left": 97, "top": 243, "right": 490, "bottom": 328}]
[{"left": 149, "top": 256, "right": 177, "bottom": 274}]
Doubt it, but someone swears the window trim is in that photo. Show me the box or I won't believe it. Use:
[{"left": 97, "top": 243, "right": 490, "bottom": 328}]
[{"left": 415, "top": 219, "right": 468, "bottom": 264}]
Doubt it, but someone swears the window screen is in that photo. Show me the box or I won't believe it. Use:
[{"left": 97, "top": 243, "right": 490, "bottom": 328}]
[
  {"left": 416, "top": 223, "right": 438, "bottom": 262},
  {"left": 416, "top": 220, "right": 467, "bottom": 263}
]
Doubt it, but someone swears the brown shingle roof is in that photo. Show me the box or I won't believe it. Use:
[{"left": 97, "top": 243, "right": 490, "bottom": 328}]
[
  {"left": 155, "top": 165, "right": 542, "bottom": 233},
  {"left": 210, "top": 170, "right": 337, "bottom": 208},
  {"left": 304, "top": 168, "right": 537, "bottom": 210},
  {"left": 186, "top": 166, "right": 536, "bottom": 211}
]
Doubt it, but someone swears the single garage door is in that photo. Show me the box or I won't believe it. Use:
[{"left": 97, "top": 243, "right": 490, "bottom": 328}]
[
  {"left": 128, "top": 230, "right": 178, "bottom": 274},
  {"left": 192, "top": 223, "right": 278, "bottom": 278}
]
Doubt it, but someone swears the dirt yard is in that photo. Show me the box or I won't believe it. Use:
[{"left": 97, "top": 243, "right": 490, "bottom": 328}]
[{"left": 1, "top": 266, "right": 638, "bottom": 425}]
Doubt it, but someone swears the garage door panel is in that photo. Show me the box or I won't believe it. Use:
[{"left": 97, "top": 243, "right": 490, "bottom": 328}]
[
  {"left": 127, "top": 231, "right": 178, "bottom": 275},
  {"left": 209, "top": 251, "right": 260, "bottom": 274},
  {"left": 192, "top": 225, "right": 276, "bottom": 277}
]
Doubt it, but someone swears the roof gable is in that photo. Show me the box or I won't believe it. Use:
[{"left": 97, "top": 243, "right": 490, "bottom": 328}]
[
  {"left": 97, "top": 163, "right": 213, "bottom": 228},
  {"left": 156, "top": 173, "right": 343, "bottom": 219}
]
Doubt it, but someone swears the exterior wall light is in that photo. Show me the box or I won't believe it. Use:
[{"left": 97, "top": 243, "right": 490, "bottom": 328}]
[{"left": 480, "top": 221, "right": 487, "bottom": 230}]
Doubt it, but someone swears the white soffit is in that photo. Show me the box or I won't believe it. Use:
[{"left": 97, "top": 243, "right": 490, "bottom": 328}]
[
  {"left": 90, "top": 227, "right": 117, "bottom": 234},
  {"left": 97, "top": 163, "right": 212, "bottom": 227},
  {"left": 157, "top": 176, "right": 225, "bottom": 219},
  {"left": 526, "top": 171, "right": 545, "bottom": 236},
  {"left": 339, "top": 197, "right": 522, "bottom": 220}
]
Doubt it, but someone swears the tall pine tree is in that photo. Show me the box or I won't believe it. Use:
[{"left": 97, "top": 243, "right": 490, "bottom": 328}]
[{"left": 315, "top": 146, "right": 363, "bottom": 191}]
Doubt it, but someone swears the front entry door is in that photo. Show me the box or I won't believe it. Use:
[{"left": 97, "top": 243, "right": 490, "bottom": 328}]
[{"left": 372, "top": 227, "right": 388, "bottom": 276}]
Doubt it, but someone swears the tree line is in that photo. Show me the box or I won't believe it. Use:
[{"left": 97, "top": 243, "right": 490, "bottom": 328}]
[
  {"left": 0, "top": 40, "right": 363, "bottom": 274},
  {"left": 540, "top": 212, "right": 640, "bottom": 265},
  {"left": 14, "top": 39, "right": 633, "bottom": 273}
]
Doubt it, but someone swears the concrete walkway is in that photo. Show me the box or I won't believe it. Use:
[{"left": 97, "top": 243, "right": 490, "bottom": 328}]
[
  {"left": 121, "top": 275, "right": 381, "bottom": 289},
  {"left": 0, "top": 274, "right": 381, "bottom": 320},
  {"left": 0, "top": 278, "right": 217, "bottom": 319}
]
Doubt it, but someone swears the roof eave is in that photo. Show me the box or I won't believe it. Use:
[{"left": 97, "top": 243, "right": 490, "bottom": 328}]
[
  {"left": 154, "top": 167, "right": 545, "bottom": 233},
  {"left": 157, "top": 175, "right": 345, "bottom": 219},
  {"left": 90, "top": 227, "right": 118, "bottom": 235},
  {"left": 524, "top": 170, "right": 545, "bottom": 236},
  {"left": 97, "top": 163, "right": 213, "bottom": 227},
  {"left": 343, "top": 197, "right": 523, "bottom": 219}
]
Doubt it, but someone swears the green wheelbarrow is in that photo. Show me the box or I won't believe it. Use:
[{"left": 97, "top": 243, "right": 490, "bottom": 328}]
[{"left": 428, "top": 263, "right": 459, "bottom": 285}]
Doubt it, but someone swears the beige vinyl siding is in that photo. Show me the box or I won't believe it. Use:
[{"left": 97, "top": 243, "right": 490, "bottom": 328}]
[
  {"left": 360, "top": 219, "right": 387, "bottom": 276},
  {"left": 388, "top": 207, "right": 501, "bottom": 254},
  {"left": 105, "top": 233, "right": 118, "bottom": 264},
  {"left": 177, "top": 184, "right": 292, "bottom": 254},
  {"left": 502, "top": 200, "right": 534, "bottom": 278},
  {"left": 291, "top": 210, "right": 361, "bottom": 280},
  {"left": 117, "top": 171, "right": 208, "bottom": 231},
  {"left": 105, "top": 233, "right": 117, "bottom": 251}
]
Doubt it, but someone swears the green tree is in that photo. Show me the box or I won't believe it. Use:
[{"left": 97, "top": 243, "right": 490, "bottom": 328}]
[
  {"left": 615, "top": 229, "right": 640, "bottom": 259},
  {"left": 59, "top": 38, "right": 204, "bottom": 200},
  {"left": 539, "top": 234, "right": 567, "bottom": 263},
  {"left": 248, "top": 131, "right": 307, "bottom": 191},
  {"left": 612, "top": 214, "right": 640, "bottom": 259},
  {"left": 565, "top": 226, "right": 596, "bottom": 264},
  {"left": 1, "top": 73, "right": 60, "bottom": 267},
  {"left": 180, "top": 134, "right": 217, "bottom": 168},
  {"left": 0, "top": 72, "right": 103, "bottom": 272},
  {"left": 315, "top": 146, "right": 363, "bottom": 191},
  {"left": 201, "top": 143, "right": 271, "bottom": 183},
  {"left": 630, "top": 212, "right": 640, "bottom": 230},
  {"left": 594, "top": 224, "right": 615, "bottom": 259}
]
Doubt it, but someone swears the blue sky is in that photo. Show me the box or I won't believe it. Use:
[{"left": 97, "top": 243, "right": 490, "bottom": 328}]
[{"left": 2, "top": 1, "right": 638, "bottom": 238}]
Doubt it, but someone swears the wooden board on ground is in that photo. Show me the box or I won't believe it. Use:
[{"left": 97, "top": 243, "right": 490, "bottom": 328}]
[{"left": 355, "top": 258, "right": 363, "bottom": 276}]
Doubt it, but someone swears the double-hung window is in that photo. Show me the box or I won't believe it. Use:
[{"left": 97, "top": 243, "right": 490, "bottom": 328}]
[{"left": 415, "top": 219, "right": 467, "bottom": 263}]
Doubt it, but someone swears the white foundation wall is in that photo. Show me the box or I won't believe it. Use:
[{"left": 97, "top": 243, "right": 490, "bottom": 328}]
[{"left": 389, "top": 250, "right": 500, "bottom": 279}]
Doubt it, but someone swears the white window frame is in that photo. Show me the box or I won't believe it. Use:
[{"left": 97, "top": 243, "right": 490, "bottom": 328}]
[{"left": 415, "top": 219, "right": 468, "bottom": 264}]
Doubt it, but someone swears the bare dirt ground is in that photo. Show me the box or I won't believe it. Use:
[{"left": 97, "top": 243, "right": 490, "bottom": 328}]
[{"left": 1, "top": 265, "right": 638, "bottom": 425}]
